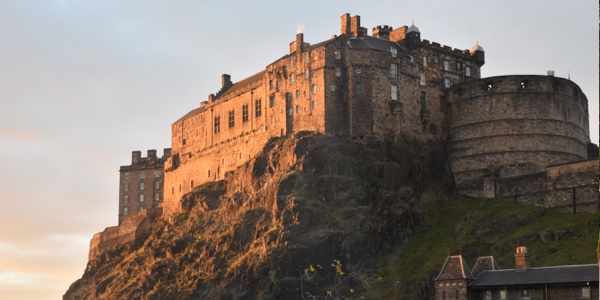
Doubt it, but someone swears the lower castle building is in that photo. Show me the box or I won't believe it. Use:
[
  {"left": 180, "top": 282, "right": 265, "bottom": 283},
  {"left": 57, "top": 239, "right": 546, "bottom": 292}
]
[{"left": 434, "top": 247, "right": 599, "bottom": 300}]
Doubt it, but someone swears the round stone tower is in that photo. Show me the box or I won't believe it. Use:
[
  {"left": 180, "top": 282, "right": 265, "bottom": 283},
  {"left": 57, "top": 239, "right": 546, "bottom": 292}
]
[{"left": 446, "top": 75, "right": 590, "bottom": 197}]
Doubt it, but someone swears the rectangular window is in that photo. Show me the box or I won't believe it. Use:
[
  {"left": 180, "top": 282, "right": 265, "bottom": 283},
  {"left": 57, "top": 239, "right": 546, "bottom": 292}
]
[
  {"left": 296, "top": 90, "right": 300, "bottom": 98},
  {"left": 391, "top": 85, "right": 398, "bottom": 100},
  {"left": 356, "top": 67, "right": 361, "bottom": 74},
  {"left": 228, "top": 110, "right": 235, "bottom": 128},
  {"left": 296, "top": 105, "right": 300, "bottom": 113},
  {"left": 335, "top": 67, "right": 341, "bottom": 77},
  {"left": 289, "top": 74, "right": 294, "bottom": 85},
  {"left": 484, "top": 291, "right": 491, "bottom": 300},
  {"left": 289, "top": 57, "right": 294, "bottom": 68},
  {"left": 154, "top": 181, "right": 160, "bottom": 190},
  {"left": 456, "top": 61, "right": 462, "bottom": 70},
  {"left": 269, "top": 96, "right": 275, "bottom": 108},
  {"left": 124, "top": 173, "right": 129, "bottom": 180},
  {"left": 444, "top": 60, "right": 450, "bottom": 71},
  {"left": 423, "top": 57, "right": 427, "bottom": 67},
  {"left": 465, "top": 66, "right": 471, "bottom": 77},
  {"left": 123, "top": 207, "right": 128, "bottom": 215},
  {"left": 242, "top": 104, "right": 249, "bottom": 122},
  {"left": 444, "top": 78, "right": 451, "bottom": 88},
  {"left": 420, "top": 73, "right": 426, "bottom": 86},
  {"left": 155, "top": 171, "right": 161, "bottom": 177},
  {"left": 269, "top": 79, "right": 274, "bottom": 90},
  {"left": 520, "top": 289, "right": 530, "bottom": 299},
  {"left": 304, "top": 69, "right": 309, "bottom": 79},
  {"left": 255, "top": 99, "right": 262, "bottom": 117},
  {"left": 390, "top": 47, "right": 397, "bottom": 57},
  {"left": 335, "top": 50, "right": 341, "bottom": 59},
  {"left": 311, "top": 100, "right": 316, "bottom": 110},
  {"left": 390, "top": 63, "right": 397, "bottom": 78},
  {"left": 154, "top": 193, "right": 160, "bottom": 201},
  {"left": 500, "top": 290, "right": 507, "bottom": 300},
  {"left": 304, "top": 52, "right": 309, "bottom": 64},
  {"left": 139, "top": 194, "right": 144, "bottom": 202},
  {"left": 581, "top": 287, "right": 590, "bottom": 298},
  {"left": 139, "top": 181, "right": 144, "bottom": 191},
  {"left": 124, "top": 195, "right": 128, "bottom": 203},
  {"left": 124, "top": 183, "right": 129, "bottom": 192},
  {"left": 330, "top": 85, "right": 336, "bottom": 92},
  {"left": 140, "top": 171, "right": 145, "bottom": 179},
  {"left": 356, "top": 83, "right": 363, "bottom": 96},
  {"left": 311, "top": 84, "right": 317, "bottom": 94},
  {"left": 214, "top": 116, "right": 220, "bottom": 133}
]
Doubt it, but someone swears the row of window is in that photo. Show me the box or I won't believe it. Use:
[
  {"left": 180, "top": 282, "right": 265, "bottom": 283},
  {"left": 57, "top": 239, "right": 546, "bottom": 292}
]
[
  {"left": 123, "top": 181, "right": 161, "bottom": 192},
  {"left": 122, "top": 205, "right": 148, "bottom": 216},
  {"left": 122, "top": 192, "right": 161, "bottom": 204},
  {"left": 123, "top": 171, "right": 161, "bottom": 180},
  {"left": 213, "top": 100, "right": 262, "bottom": 134}
]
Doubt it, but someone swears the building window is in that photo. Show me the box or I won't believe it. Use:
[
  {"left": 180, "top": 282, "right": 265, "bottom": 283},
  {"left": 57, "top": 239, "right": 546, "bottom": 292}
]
[
  {"left": 391, "top": 85, "right": 398, "bottom": 100},
  {"left": 242, "top": 104, "right": 249, "bottom": 122},
  {"left": 335, "top": 67, "right": 341, "bottom": 77},
  {"left": 442, "top": 291, "right": 446, "bottom": 300},
  {"left": 124, "top": 183, "right": 129, "bottom": 192},
  {"left": 390, "top": 63, "right": 397, "bottom": 78},
  {"left": 330, "top": 85, "right": 336, "bottom": 92},
  {"left": 269, "top": 79, "right": 274, "bottom": 90},
  {"left": 296, "top": 90, "right": 300, "bottom": 98},
  {"left": 581, "top": 287, "right": 590, "bottom": 298},
  {"left": 154, "top": 193, "right": 160, "bottom": 201},
  {"left": 190, "top": 179, "right": 194, "bottom": 188},
  {"left": 124, "top": 173, "right": 129, "bottom": 180},
  {"left": 304, "top": 69, "right": 309, "bottom": 79},
  {"left": 123, "top": 207, "right": 128, "bottom": 215},
  {"left": 155, "top": 171, "right": 161, "bottom": 177},
  {"left": 154, "top": 181, "right": 160, "bottom": 190},
  {"left": 420, "top": 73, "right": 426, "bottom": 86},
  {"left": 296, "top": 105, "right": 300, "bottom": 113},
  {"left": 356, "top": 67, "right": 361, "bottom": 74},
  {"left": 356, "top": 83, "right": 363, "bottom": 96},
  {"left": 124, "top": 195, "right": 128, "bottom": 203},
  {"left": 520, "top": 289, "right": 530, "bottom": 299},
  {"left": 288, "top": 108, "right": 293, "bottom": 116},
  {"left": 228, "top": 110, "right": 235, "bottom": 128},
  {"left": 311, "top": 100, "right": 316, "bottom": 110},
  {"left": 410, "top": 56, "right": 414, "bottom": 63},
  {"left": 171, "top": 187, "right": 174, "bottom": 194},
  {"left": 423, "top": 57, "right": 427, "bottom": 67},
  {"left": 465, "top": 66, "right": 471, "bottom": 77},
  {"left": 335, "top": 50, "right": 341, "bottom": 59},
  {"left": 255, "top": 99, "right": 262, "bottom": 117},
  {"left": 207, "top": 170, "right": 210, "bottom": 178},
  {"left": 214, "top": 116, "right": 220, "bottom": 133},
  {"left": 139, "top": 194, "right": 144, "bottom": 202},
  {"left": 139, "top": 182, "right": 145, "bottom": 191},
  {"left": 444, "top": 78, "right": 451, "bottom": 88},
  {"left": 390, "top": 47, "right": 397, "bottom": 57},
  {"left": 500, "top": 290, "right": 507, "bottom": 300},
  {"left": 139, "top": 206, "right": 144, "bottom": 212},
  {"left": 484, "top": 290, "right": 491, "bottom": 300},
  {"left": 311, "top": 84, "right": 317, "bottom": 94},
  {"left": 289, "top": 74, "right": 294, "bottom": 85},
  {"left": 444, "top": 60, "right": 450, "bottom": 71},
  {"left": 289, "top": 57, "right": 294, "bottom": 68},
  {"left": 456, "top": 61, "right": 462, "bottom": 70},
  {"left": 269, "top": 96, "right": 275, "bottom": 108},
  {"left": 140, "top": 171, "right": 145, "bottom": 179}
]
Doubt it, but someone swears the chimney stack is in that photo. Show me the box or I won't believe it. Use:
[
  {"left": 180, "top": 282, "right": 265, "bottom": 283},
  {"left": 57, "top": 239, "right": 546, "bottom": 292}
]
[
  {"left": 341, "top": 13, "right": 351, "bottom": 35},
  {"left": 132, "top": 151, "right": 141, "bottom": 165},
  {"left": 222, "top": 74, "right": 232, "bottom": 89},
  {"left": 373, "top": 25, "right": 392, "bottom": 40},
  {"left": 514, "top": 246, "right": 531, "bottom": 272}
]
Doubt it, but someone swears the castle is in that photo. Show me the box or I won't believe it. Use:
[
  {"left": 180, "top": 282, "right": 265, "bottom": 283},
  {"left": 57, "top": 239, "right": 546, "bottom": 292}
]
[{"left": 90, "top": 13, "right": 597, "bottom": 261}]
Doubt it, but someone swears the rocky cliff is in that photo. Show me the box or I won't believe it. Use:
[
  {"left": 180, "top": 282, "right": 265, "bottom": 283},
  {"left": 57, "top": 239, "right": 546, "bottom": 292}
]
[
  {"left": 64, "top": 132, "right": 597, "bottom": 299},
  {"left": 65, "top": 132, "right": 450, "bottom": 299}
]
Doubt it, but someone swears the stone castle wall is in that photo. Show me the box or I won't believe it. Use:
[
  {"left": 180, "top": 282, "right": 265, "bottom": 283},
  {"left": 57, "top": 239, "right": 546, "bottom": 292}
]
[{"left": 446, "top": 75, "right": 590, "bottom": 198}]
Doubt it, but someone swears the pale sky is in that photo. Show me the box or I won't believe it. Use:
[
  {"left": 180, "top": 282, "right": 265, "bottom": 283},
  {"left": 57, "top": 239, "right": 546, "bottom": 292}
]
[{"left": 0, "top": 1, "right": 597, "bottom": 299}]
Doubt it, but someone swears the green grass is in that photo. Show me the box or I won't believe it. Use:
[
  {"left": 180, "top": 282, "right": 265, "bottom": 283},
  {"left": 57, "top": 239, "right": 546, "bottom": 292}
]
[{"left": 370, "top": 192, "right": 597, "bottom": 299}]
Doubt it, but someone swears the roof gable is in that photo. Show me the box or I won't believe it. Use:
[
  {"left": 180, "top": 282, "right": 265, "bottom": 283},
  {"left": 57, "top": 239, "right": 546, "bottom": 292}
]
[{"left": 435, "top": 255, "right": 475, "bottom": 281}]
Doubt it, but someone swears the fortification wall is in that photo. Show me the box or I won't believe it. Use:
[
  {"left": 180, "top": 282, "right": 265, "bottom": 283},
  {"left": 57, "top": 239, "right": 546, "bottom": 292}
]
[
  {"left": 446, "top": 75, "right": 590, "bottom": 197},
  {"left": 493, "top": 159, "right": 598, "bottom": 214},
  {"left": 88, "top": 208, "right": 159, "bottom": 261}
]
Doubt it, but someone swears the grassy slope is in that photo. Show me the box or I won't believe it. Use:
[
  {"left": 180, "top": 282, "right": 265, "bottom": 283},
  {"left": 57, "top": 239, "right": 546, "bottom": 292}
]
[{"left": 370, "top": 192, "right": 597, "bottom": 299}]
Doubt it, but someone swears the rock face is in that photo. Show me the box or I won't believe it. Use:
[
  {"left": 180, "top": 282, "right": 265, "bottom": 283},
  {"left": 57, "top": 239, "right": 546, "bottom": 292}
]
[{"left": 64, "top": 132, "right": 450, "bottom": 299}]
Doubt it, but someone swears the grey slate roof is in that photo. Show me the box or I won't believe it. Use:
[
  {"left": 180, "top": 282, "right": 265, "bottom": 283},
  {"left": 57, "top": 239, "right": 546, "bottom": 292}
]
[
  {"left": 472, "top": 256, "right": 500, "bottom": 277},
  {"left": 435, "top": 255, "right": 476, "bottom": 281},
  {"left": 471, "top": 264, "right": 599, "bottom": 287},
  {"left": 346, "top": 35, "right": 411, "bottom": 58}
]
